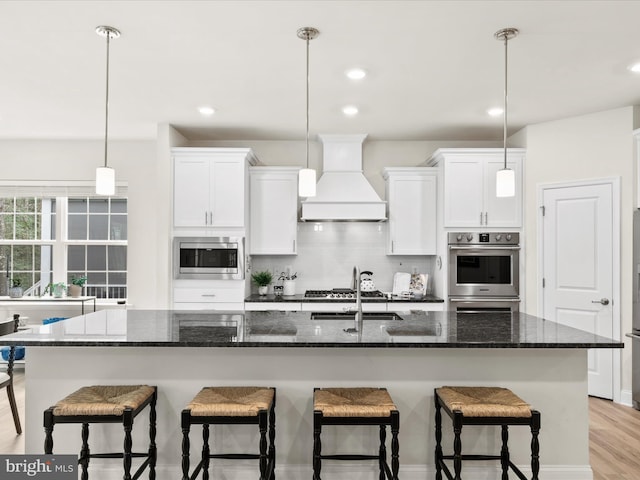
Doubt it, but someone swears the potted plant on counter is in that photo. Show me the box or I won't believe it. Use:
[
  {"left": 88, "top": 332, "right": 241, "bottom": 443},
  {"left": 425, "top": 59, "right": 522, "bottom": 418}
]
[
  {"left": 251, "top": 271, "right": 273, "bottom": 296},
  {"left": 68, "top": 275, "right": 87, "bottom": 298},
  {"left": 8, "top": 279, "right": 23, "bottom": 298}
]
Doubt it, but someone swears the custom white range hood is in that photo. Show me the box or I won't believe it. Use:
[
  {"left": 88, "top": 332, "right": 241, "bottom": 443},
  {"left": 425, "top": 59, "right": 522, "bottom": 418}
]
[{"left": 301, "top": 134, "right": 387, "bottom": 221}]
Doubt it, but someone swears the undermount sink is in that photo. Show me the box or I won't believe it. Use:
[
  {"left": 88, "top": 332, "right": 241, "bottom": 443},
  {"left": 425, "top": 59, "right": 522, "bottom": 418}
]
[{"left": 310, "top": 312, "right": 404, "bottom": 321}]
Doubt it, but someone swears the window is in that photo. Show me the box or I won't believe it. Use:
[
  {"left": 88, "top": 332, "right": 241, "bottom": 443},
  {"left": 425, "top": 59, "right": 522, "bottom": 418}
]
[{"left": 0, "top": 194, "right": 127, "bottom": 300}]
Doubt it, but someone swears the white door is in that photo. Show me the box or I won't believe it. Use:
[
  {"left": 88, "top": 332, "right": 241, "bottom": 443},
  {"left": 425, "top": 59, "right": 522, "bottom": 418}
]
[{"left": 541, "top": 182, "right": 615, "bottom": 399}]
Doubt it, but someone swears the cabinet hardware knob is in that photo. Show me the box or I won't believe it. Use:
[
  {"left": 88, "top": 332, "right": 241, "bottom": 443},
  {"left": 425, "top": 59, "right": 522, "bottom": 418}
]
[{"left": 591, "top": 298, "right": 609, "bottom": 305}]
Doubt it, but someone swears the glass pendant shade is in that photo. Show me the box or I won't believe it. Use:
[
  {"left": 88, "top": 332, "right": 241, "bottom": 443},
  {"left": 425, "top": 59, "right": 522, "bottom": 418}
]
[
  {"left": 96, "top": 166, "right": 115, "bottom": 196},
  {"left": 496, "top": 168, "right": 515, "bottom": 198},
  {"left": 298, "top": 168, "right": 316, "bottom": 197}
]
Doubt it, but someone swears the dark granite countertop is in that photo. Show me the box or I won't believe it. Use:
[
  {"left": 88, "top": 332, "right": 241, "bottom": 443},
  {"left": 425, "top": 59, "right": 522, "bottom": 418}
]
[
  {"left": 244, "top": 294, "right": 444, "bottom": 303},
  {"left": 1, "top": 309, "right": 623, "bottom": 349}
]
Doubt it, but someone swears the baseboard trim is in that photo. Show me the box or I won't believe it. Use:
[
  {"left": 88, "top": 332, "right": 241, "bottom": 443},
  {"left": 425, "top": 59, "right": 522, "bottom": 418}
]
[
  {"left": 620, "top": 388, "right": 633, "bottom": 407},
  {"left": 91, "top": 462, "right": 594, "bottom": 480}
]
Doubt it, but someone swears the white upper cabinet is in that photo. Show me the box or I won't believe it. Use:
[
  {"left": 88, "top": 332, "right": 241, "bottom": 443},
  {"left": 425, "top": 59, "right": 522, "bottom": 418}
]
[
  {"left": 429, "top": 148, "right": 524, "bottom": 228},
  {"left": 383, "top": 167, "right": 438, "bottom": 255},
  {"left": 249, "top": 167, "right": 300, "bottom": 255},
  {"left": 173, "top": 148, "right": 256, "bottom": 229}
]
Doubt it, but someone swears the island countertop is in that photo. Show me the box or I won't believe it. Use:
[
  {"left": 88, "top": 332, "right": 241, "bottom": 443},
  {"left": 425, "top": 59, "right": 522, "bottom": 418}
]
[{"left": 2, "top": 309, "right": 623, "bottom": 348}]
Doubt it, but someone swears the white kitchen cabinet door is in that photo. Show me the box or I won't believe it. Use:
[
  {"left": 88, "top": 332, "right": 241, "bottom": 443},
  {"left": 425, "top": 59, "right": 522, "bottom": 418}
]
[
  {"left": 250, "top": 167, "right": 300, "bottom": 255},
  {"left": 384, "top": 168, "right": 438, "bottom": 255},
  {"left": 484, "top": 157, "right": 522, "bottom": 227},
  {"left": 442, "top": 157, "right": 485, "bottom": 227},
  {"left": 174, "top": 156, "right": 211, "bottom": 227},
  {"left": 210, "top": 159, "right": 245, "bottom": 227}
]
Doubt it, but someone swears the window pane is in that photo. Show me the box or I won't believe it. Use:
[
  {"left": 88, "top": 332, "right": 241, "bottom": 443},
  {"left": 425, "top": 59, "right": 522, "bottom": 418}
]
[
  {"left": 108, "top": 246, "right": 127, "bottom": 270},
  {"left": 110, "top": 215, "right": 127, "bottom": 240},
  {"left": 88, "top": 215, "right": 108, "bottom": 240},
  {"left": 111, "top": 199, "right": 127, "bottom": 214},
  {"left": 68, "top": 245, "right": 86, "bottom": 270},
  {"left": 13, "top": 245, "right": 34, "bottom": 271},
  {"left": 0, "top": 198, "right": 14, "bottom": 211},
  {"left": 89, "top": 198, "right": 109, "bottom": 214},
  {"left": 68, "top": 215, "right": 87, "bottom": 240},
  {"left": 15, "top": 214, "right": 36, "bottom": 240},
  {"left": 0, "top": 215, "right": 14, "bottom": 239},
  {"left": 87, "top": 246, "right": 106, "bottom": 270},
  {"left": 15, "top": 198, "right": 35, "bottom": 212},
  {"left": 109, "top": 272, "right": 126, "bottom": 284},
  {"left": 68, "top": 198, "right": 87, "bottom": 214},
  {"left": 87, "top": 272, "right": 106, "bottom": 285}
]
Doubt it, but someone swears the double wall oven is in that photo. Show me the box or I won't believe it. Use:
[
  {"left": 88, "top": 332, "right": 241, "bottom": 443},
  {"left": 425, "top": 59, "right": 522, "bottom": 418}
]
[{"left": 448, "top": 232, "right": 520, "bottom": 313}]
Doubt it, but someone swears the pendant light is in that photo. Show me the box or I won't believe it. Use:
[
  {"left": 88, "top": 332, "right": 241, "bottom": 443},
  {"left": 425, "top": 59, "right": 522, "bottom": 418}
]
[
  {"left": 494, "top": 27, "right": 518, "bottom": 198},
  {"left": 297, "top": 27, "right": 319, "bottom": 198},
  {"left": 95, "top": 25, "right": 120, "bottom": 196}
]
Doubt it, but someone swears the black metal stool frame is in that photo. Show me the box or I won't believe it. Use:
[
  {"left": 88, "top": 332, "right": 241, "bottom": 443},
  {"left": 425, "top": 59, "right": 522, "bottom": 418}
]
[
  {"left": 43, "top": 385, "right": 158, "bottom": 480},
  {"left": 434, "top": 388, "right": 541, "bottom": 480},
  {"left": 180, "top": 387, "right": 276, "bottom": 480},
  {"left": 312, "top": 388, "right": 400, "bottom": 480}
]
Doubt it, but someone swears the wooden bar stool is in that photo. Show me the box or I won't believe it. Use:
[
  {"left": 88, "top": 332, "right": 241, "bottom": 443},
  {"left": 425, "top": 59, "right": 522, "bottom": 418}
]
[
  {"left": 434, "top": 386, "right": 541, "bottom": 480},
  {"left": 44, "top": 384, "right": 157, "bottom": 480},
  {"left": 313, "top": 387, "right": 400, "bottom": 480},
  {"left": 181, "top": 386, "right": 276, "bottom": 480}
]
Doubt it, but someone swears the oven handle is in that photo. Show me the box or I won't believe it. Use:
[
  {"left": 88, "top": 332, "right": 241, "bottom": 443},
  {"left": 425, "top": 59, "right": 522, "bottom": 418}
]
[
  {"left": 449, "top": 297, "right": 521, "bottom": 303},
  {"left": 448, "top": 246, "right": 520, "bottom": 250}
]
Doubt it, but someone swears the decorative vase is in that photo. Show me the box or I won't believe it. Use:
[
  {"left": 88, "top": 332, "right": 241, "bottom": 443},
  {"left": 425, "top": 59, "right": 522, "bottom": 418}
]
[
  {"left": 8, "top": 286, "right": 23, "bottom": 298},
  {"left": 283, "top": 280, "right": 296, "bottom": 296},
  {"left": 68, "top": 284, "right": 82, "bottom": 298},
  {"left": 258, "top": 285, "right": 268, "bottom": 296},
  {"left": 53, "top": 284, "right": 65, "bottom": 298}
]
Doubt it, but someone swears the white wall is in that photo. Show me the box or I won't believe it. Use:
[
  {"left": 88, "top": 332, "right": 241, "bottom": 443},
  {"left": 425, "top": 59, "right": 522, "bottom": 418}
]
[{"left": 521, "top": 106, "right": 635, "bottom": 393}]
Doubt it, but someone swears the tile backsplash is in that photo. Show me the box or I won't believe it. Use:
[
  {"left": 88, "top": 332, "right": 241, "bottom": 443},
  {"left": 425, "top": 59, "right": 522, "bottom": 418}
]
[{"left": 250, "top": 222, "right": 434, "bottom": 294}]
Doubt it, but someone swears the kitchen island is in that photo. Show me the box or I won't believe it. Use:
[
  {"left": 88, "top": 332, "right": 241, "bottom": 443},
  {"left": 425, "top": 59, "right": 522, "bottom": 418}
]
[{"left": 5, "top": 310, "right": 622, "bottom": 480}]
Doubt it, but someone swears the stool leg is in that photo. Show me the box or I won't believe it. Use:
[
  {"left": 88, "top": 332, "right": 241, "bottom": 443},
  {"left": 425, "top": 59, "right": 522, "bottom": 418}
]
[
  {"left": 452, "top": 411, "right": 462, "bottom": 480},
  {"left": 43, "top": 408, "right": 54, "bottom": 454},
  {"left": 531, "top": 410, "right": 541, "bottom": 480},
  {"left": 181, "top": 410, "right": 191, "bottom": 480},
  {"left": 434, "top": 396, "right": 443, "bottom": 480},
  {"left": 123, "top": 408, "right": 134, "bottom": 480},
  {"left": 80, "top": 423, "right": 90, "bottom": 480},
  {"left": 379, "top": 425, "right": 387, "bottom": 480},
  {"left": 269, "top": 395, "right": 276, "bottom": 480},
  {"left": 259, "top": 410, "right": 268, "bottom": 480},
  {"left": 202, "top": 424, "right": 210, "bottom": 480},
  {"left": 390, "top": 410, "right": 400, "bottom": 480},
  {"left": 312, "top": 410, "right": 322, "bottom": 480},
  {"left": 149, "top": 389, "right": 157, "bottom": 480},
  {"left": 500, "top": 425, "right": 509, "bottom": 480}
]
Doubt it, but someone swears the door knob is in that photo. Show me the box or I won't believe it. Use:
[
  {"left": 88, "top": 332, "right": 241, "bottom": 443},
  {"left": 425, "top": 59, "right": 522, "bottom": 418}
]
[{"left": 591, "top": 298, "right": 610, "bottom": 306}]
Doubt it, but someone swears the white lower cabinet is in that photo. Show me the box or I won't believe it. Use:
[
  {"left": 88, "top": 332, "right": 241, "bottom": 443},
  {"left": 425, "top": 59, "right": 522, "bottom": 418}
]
[
  {"left": 244, "top": 302, "right": 302, "bottom": 311},
  {"left": 387, "top": 302, "right": 444, "bottom": 312},
  {"left": 173, "top": 281, "right": 246, "bottom": 311},
  {"left": 300, "top": 303, "right": 387, "bottom": 312},
  {"left": 249, "top": 167, "right": 300, "bottom": 255}
]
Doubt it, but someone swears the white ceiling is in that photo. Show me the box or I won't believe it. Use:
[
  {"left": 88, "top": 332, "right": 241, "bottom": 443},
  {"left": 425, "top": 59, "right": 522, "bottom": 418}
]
[{"left": 3, "top": 0, "right": 640, "bottom": 142}]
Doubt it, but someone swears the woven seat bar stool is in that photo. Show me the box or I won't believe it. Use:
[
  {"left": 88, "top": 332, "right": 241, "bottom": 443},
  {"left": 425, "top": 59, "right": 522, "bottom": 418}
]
[
  {"left": 181, "top": 386, "right": 276, "bottom": 480},
  {"left": 313, "top": 387, "right": 400, "bottom": 480},
  {"left": 44, "top": 385, "right": 157, "bottom": 480},
  {"left": 434, "top": 386, "right": 541, "bottom": 480}
]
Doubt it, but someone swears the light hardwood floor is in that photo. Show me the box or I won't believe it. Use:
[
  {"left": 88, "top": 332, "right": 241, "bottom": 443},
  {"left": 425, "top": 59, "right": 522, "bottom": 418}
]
[{"left": 0, "top": 372, "right": 638, "bottom": 477}]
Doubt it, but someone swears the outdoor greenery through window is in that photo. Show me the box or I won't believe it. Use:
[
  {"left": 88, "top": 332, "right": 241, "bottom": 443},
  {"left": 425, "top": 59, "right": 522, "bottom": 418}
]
[{"left": 0, "top": 196, "right": 127, "bottom": 300}]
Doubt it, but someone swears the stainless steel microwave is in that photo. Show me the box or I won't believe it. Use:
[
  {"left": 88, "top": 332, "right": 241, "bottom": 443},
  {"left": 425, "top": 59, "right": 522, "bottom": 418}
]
[{"left": 174, "top": 237, "right": 245, "bottom": 280}]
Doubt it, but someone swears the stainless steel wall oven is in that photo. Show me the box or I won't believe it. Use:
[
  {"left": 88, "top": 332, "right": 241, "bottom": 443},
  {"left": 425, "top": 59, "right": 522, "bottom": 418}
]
[
  {"left": 174, "top": 237, "right": 244, "bottom": 280},
  {"left": 448, "top": 232, "right": 520, "bottom": 312}
]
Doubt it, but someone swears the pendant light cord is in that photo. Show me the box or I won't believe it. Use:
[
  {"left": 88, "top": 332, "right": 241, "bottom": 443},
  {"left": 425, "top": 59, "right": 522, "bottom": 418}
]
[
  {"left": 305, "top": 34, "right": 310, "bottom": 170},
  {"left": 502, "top": 33, "right": 508, "bottom": 170},
  {"left": 103, "top": 32, "right": 111, "bottom": 169}
]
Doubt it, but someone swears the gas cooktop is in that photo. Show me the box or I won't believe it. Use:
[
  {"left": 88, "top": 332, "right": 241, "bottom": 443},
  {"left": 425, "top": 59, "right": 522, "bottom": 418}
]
[{"left": 304, "top": 289, "right": 386, "bottom": 300}]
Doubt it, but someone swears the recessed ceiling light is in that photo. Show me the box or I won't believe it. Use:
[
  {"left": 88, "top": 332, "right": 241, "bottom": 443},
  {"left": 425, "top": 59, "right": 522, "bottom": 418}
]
[
  {"left": 198, "top": 106, "right": 216, "bottom": 116},
  {"left": 487, "top": 107, "right": 504, "bottom": 117},
  {"left": 342, "top": 105, "right": 359, "bottom": 116},
  {"left": 345, "top": 68, "right": 366, "bottom": 80},
  {"left": 628, "top": 63, "right": 640, "bottom": 73}
]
